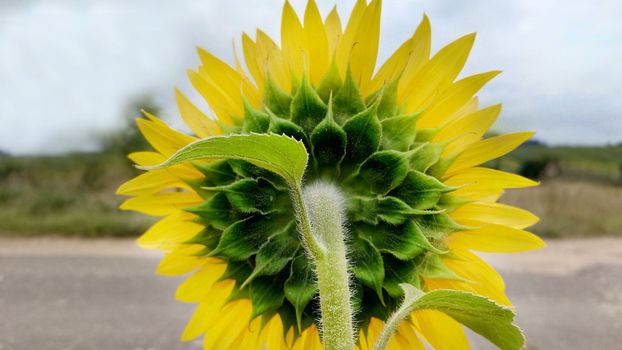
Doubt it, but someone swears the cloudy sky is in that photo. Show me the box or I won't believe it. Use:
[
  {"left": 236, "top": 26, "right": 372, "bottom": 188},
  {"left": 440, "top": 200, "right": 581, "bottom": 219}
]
[{"left": 1, "top": 0, "right": 621, "bottom": 154}]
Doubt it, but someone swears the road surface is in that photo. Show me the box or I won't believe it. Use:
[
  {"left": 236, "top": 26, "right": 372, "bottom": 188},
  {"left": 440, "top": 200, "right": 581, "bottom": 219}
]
[{"left": 1, "top": 237, "right": 621, "bottom": 350}]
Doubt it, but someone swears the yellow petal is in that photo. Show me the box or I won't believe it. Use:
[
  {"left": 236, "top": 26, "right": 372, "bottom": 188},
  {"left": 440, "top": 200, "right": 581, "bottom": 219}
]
[
  {"left": 335, "top": 0, "right": 367, "bottom": 76},
  {"left": 241, "top": 33, "right": 265, "bottom": 92},
  {"left": 444, "top": 132, "right": 535, "bottom": 176},
  {"left": 444, "top": 96, "right": 479, "bottom": 125},
  {"left": 351, "top": 0, "right": 382, "bottom": 91},
  {"left": 435, "top": 104, "right": 501, "bottom": 156},
  {"left": 402, "top": 33, "right": 476, "bottom": 113},
  {"left": 449, "top": 224, "right": 546, "bottom": 252},
  {"left": 181, "top": 280, "right": 235, "bottom": 341},
  {"left": 447, "top": 246, "right": 506, "bottom": 292},
  {"left": 255, "top": 30, "right": 290, "bottom": 91},
  {"left": 451, "top": 185, "right": 505, "bottom": 202},
  {"left": 387, "top": 322, "right": 426, "bottom": 350},
  {"left": 136, "top": 114, "right": 196, "bottom": 157},
  {"left": 175, "top": 88, "right": 222, "bottom": 138},
  {"left": 204, "top": 299, "right": 255, "bottom": 350},
  {"left": 176, "top": 261, "right": 227, "bottom": 303},
  {"left": 397, "top": 14, "right": 432, "bottom": 100},
  {"left": 116, "top": 169, "right": 193, "bottom": 196},
  {"left": 281, "top": 1, "right": 305, "bottom": 81},
  {"left": 156, "top": 244, "right": 206, "bottom": 276},
  {"left": 292, "top": 325, "right": 322, "bottom": 350},
  {"left": 128, "top": 151, "right": 165, "bottom": 166},
  {"left": 444, "top": 167, "right": 539, "bottom": 189},
  {"left": 450, "top": 202, "right": 539, "bottom": 229},
  {"left": 304, "top": 0, "right": 330, "bottom": 85},
  {"left": 189, "top": 68, "right": 238, "bottom": 124},
  {"left": 412, "top": 310, "right": 470, "bottom": 350},
  {"left": 136, "top": 212, "right": 203, "bottom": 250},
  {"left": 418, "top": 71, "right": 501, "bottom": 128},
  {"left": 260, "top": 313, "right": 288, "bottom": 350},
  {"left": 120, "top": 192, "right": 203, "bottom": 216},
  {"left": 325, "top": 6, "right": 342, "bottom": 55}
]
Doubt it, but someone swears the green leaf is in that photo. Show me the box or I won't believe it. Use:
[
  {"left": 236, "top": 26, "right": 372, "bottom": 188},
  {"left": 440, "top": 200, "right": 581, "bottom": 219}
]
[
  {"left": 264, "top": 76, "right": 292, "bottom": 118},
  {"left": 137, "top": 133, "right": 309, "bottom": 187},
  {"left": 250, "top": 276, "right": 285, "bottom": 319},
  {"left": 380, "top": 114, "right": 420, "bottom": 151},
  {"left": 356, "top": 220, "right": 441, "bottom": 261},
  {"left": 243, "top": 223, "right": 299, "bottom": 287},
  {"left": 290, "top": 74, "right": 328, "bottom": 135},
  {"left": 350, "top": 238, "right": 385, "bottom": 303},
  {"left": 332, "top": 68, "right": 366, "bottom": 124},
  {"left": 403, "top": 285, "right": 525, "bottom": 350},
  {"left": 310, "top": 103, "right": 347, "bottom": 170},
  {"left": 389, "top": 170, "right": 454, "bottom": 210},
  {"left": 342, "top": 102, "right": 382, "bottom": 168},
  {"left": 210, "top": 214, "right": 289, "bottom": 261},
  {"left": 354, "top": 150, "right": 410, "bottom": 195},
  {"left": 284, "top": 255, "right": 318, "bottom": 331}
]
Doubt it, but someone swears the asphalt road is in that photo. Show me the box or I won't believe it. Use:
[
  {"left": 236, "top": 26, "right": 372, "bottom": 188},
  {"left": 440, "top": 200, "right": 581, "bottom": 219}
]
[{"left": 0, "top": 238, "right": 621, "bottom": 350}]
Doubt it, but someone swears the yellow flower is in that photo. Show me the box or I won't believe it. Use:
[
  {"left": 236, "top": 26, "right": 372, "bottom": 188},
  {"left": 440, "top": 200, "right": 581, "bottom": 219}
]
[{"left": 118, "top": 0, "right": 544, "bottom": 349}]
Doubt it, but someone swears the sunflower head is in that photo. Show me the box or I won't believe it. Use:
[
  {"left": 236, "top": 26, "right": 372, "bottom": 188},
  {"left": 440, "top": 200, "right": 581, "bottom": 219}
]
[{"left": 118, "top": 1, "right": 544, "bottom": 349}]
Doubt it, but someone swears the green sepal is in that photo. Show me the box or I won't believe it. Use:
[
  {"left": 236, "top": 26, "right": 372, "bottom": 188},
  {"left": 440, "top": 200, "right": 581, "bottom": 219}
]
[
  {"left": 350, "top": 238, "right": 385, "bottom": 304},
  {"left": 353, "top": 150, "right": 410, "bottom": 195},
  {"left": 409, "top": 142, "right": 446, "bottom": 173},
  {"left": 184, "top": 226, "right": 222, "bottom": 252},
  {"left": 382, "top": 256, "right": 421, "bottom": 298},
  {"left": 264, "top": 76, "right": 292, "bottom": 118},
  {"left": 185, "top": 192, "right": 242, "bottom": 231},
  {"left": 243, "top": 223, "right": 299, "bottom": 287},
  {"left": 366, "top": 78, "right": 399, "bottom": 120},
  {"left": 332, "top": 68, "right": 366, "bottom": 124},
  {"left": 341, "top": 102, "right": 382, "bottom": 171},
  {"left": 310, "top": 102, "right": 347, "bottom": 173},
  {"left": 390, "top": 170, "right": 454, "bottom": 210},
  {"left": 284, "top": 254, "right": 318, "bottom": 331},
  {"left": 438, "top": 193, "right": 472, "bottom": 212},
  {"left": 226, "top": 280, "right": 251, "bottom": 303},
  {"left": 203, "top": 178, "right": 278, "bottom": 214},
  {"left": 348, "top": 196, "right": 442, "bottom": 226},
  {"left": 415, "top": 213, "right": 471, "bottom": 240},
  {"left": 191, "top": 160, "right": 237, "bottom": 187},
  {"left": 268, "top": 109, "right": 309, "bottom": 146},
  {"left": 427, "top": 154, "right": 458, "bottom": 179},
  {"left": 210, "top": 214, "right": 288, "bottom": 261},
  {"left": 418, "top": 253, "right": 467, "bottom": 282},
  {"left": 414, "top": 128, "right": 438, "bottom": 142},
  {"left": 380, "top": 113, "right": 420, "bottom": 151},
  {"left": 250, "top": 275, "right": 285, "bottom": 319},
  {"left": 290, "top": 74, "right": 328, "bottom": 135},
  {"left": 218, "top": 260, "right": 253, "bottom": 283},
  {"left": 316, "top": 61, "right": 343, "bottom": 103},
  {"left": 356, "top": 220, "right": 441, "bottom": 261},
  {"left": 227, "top": 160, "right": 288, "bottom": 190},
  {"left": 241, "top": 98, "right": 270, "bottom": 133}
]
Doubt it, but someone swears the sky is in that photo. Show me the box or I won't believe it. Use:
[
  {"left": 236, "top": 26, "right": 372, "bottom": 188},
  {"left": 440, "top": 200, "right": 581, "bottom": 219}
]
[{"left": 1, "top": 0, "right": 621, "bottom": 155}]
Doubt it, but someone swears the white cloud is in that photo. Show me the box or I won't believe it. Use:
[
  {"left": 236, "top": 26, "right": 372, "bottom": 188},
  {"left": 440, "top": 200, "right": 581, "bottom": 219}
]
[{"left": 0, "top": 0, "right": 620, "bottom": 154}]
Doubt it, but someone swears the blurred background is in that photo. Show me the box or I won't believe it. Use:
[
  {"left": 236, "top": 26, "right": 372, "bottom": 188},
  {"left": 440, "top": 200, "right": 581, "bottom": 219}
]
[{"left": 0, "top": 0, "right": 620, "bottom": 349}]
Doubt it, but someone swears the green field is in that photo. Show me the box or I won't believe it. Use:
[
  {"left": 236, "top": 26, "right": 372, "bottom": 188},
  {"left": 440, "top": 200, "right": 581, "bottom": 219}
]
[{"left": 0, "top": 143, "right": 620, "bottom": 238}]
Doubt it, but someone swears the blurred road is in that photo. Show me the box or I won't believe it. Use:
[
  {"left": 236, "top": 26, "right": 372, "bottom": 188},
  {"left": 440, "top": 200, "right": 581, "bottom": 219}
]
[{"left": 1, "top": 237, "right": 621, "bottom": 350}]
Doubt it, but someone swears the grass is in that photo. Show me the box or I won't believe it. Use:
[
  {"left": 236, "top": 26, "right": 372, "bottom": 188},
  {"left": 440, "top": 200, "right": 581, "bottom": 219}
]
[
  {"left": 502, "top": 179, "right": 622, "bottom": 238},
  {"left": 0, "top": 153, "right": 153, "bottom": 237}
]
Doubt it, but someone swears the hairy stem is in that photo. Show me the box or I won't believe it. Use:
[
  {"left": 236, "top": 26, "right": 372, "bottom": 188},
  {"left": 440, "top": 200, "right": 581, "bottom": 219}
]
[
  {"left": 291, "top": 182, "right": 354, "bottom": 350},
  {"left": 373, "top": 284, "right": 424, "bottom": 350}
]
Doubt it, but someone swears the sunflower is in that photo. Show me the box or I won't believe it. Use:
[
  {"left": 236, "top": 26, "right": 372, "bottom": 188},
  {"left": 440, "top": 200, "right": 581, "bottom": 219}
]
[{"left": 118, "top": 0, "right": 544, "bottom": 349}]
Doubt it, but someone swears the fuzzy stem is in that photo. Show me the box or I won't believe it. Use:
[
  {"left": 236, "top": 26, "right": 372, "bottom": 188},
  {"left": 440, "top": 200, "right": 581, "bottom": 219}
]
[{"left": 291, "top": 182, "right": 354, "bottom": 350}]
